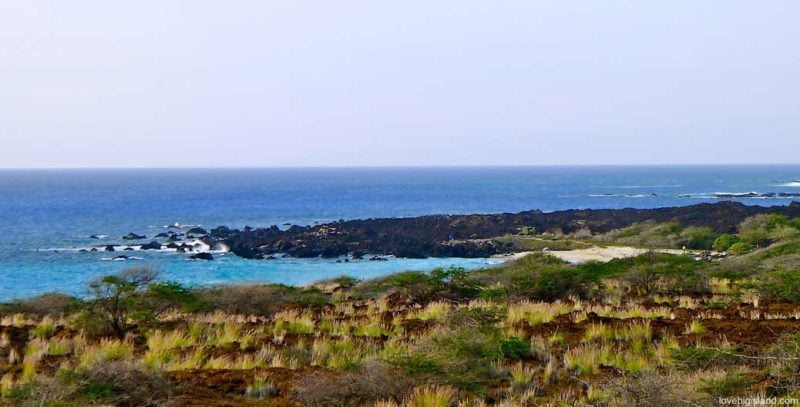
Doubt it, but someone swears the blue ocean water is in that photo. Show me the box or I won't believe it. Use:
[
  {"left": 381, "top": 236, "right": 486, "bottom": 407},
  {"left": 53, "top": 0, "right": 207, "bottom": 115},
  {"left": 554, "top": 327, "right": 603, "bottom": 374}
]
[{"left": 1, "top": 165, "right": 799, "bottom": 301}]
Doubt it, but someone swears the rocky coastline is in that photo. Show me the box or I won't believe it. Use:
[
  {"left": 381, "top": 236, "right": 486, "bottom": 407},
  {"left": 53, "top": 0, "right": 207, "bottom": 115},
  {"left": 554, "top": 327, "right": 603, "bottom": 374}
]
[{"left": 203, "top": 201, "right": 800, "bottom": 260}]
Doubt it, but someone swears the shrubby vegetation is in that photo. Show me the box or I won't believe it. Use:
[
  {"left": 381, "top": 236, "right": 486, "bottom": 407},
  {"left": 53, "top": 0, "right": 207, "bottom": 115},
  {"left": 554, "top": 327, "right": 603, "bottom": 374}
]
[
  {"left": 2, "top": 213, "right": 800, "bottom": 405},
  {"left": 591, "top": 221, "right": 716, "bottom": 249}
]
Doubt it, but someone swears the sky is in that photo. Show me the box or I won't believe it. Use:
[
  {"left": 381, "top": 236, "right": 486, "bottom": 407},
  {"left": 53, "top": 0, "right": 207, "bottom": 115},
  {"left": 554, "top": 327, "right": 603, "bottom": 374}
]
[{"left": 1, "top": 1, "right": 798, "bottom": 168}]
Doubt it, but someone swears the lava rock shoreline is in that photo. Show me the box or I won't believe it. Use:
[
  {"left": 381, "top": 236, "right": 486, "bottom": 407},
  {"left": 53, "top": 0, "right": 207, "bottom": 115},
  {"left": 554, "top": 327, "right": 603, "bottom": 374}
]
[{"left": 208, "top": 201, "right": 800, "bottom": 260}]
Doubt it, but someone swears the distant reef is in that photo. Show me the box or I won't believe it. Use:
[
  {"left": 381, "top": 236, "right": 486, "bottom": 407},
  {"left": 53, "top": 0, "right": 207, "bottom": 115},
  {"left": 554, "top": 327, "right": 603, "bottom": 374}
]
[{"left": 209, "top": 201, "right": 800, "bottom": 260}]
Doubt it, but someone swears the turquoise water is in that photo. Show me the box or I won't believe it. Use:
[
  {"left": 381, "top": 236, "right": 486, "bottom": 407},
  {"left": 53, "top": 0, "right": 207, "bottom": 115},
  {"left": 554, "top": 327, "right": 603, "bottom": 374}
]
[{"left": 1, "top": 165, "right": 799, "bottom": 300}]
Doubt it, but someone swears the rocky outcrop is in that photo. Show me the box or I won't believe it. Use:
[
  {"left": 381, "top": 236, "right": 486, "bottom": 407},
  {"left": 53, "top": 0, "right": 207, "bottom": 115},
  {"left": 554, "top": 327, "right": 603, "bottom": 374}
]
[{"left": 215, "top": 201, "right": 800, "bottom": 260}]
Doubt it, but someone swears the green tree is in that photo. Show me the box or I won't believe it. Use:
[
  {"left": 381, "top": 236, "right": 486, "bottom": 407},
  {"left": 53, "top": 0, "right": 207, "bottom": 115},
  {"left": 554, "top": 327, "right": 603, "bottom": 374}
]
[{"left": 86, "top": 268, "right": 198, "bottom": 338}]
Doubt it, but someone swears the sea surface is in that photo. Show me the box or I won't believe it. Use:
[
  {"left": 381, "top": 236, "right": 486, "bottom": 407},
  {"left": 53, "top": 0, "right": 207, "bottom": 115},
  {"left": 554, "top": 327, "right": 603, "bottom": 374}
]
[{"left": 1, "top": 165, "right": 799, "bottom": 301}]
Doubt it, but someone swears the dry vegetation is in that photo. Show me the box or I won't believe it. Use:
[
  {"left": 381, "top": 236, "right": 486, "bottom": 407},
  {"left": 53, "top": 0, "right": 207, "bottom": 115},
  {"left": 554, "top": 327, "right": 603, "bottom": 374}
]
[{"left": 2, "top": 214, "right": 800, "bottom": 406}]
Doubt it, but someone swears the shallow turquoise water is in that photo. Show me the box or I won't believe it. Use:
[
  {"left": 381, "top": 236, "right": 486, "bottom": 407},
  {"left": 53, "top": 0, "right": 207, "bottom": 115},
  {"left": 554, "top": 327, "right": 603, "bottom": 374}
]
[{"left": 1, "top": 166, "right": 798, "bottom": 300}]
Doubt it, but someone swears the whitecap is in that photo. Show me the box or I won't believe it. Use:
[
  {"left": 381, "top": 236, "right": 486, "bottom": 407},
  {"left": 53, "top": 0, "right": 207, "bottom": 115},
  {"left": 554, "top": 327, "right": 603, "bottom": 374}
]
[{"left": 612, "top": 185, "right": 684, "bottom": 189}]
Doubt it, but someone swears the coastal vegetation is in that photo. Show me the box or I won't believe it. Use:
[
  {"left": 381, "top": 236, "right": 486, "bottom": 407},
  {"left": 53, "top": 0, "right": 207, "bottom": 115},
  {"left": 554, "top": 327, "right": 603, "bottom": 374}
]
[{"left": 2, "top": 212, "right": 800, "bottom": 405}]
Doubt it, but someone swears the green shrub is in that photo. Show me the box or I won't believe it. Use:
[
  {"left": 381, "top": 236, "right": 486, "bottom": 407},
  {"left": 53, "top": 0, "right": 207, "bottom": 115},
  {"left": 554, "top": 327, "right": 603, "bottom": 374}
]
[
  {"left": 738, "top": 214, "right": 796, "bottom": 246},
  {"left": 0, "top": 293, "right": 82, "bottom": 316},
  {"left": 758, "top": 268, "right": 800, "bottom": 302},
  {"left": 698, "top": 371, "right": 757, "bottom": 397},
  {"left": 669, "top": 346, "right": 738, "bottom": 370},
  {"left": 758, "top": 240, "right": 800, "bottom": 259},
  {"left": 678, "top": 226, "right": 716, "bottom": 249},
  {"left": 500, "top": 337, "right": 530, "bottom": 360},
  {"left": 85, "top": 269, "right": 198, "bottom": 337},
  {"left": 618, "top": 253, "right": 708, "bottom": 295},
  {"left": 389, "top": 307, "right": 505, "bottom": 393},
  {"left": 430, "top": 266, "right": 484, "bottom": 298},
  {"left": 593, "top": 221, "right": 715, "bottom": 249},
  {"left": 712, "top": 234, "right": 740, "bottom": 252},
  {"left": 511, "top": 266, "right": 590, "bottom": 301},
  {"left": 357, "top": 271, "right": 439, "bottom": 302},
  {"left": 195, "top": 284, "right": 302, "bottom": 316},
  {"left": 297, "top": 288, "right": 330, "bottom": 307},
  {"left": 478, "top": 287, "right": 507, "bottom": 301},
  {"left": 728, "top": 242, "right": 754, "bottom": 256},
  {"left": 766, "top": 332, "right": 800, "bottom": 394}
]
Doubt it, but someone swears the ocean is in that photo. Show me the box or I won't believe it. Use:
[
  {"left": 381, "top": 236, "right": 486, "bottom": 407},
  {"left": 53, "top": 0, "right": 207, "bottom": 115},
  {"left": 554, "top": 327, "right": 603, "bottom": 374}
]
[{"left": 1, "top": 165, "right": 799, "bottom": 301}]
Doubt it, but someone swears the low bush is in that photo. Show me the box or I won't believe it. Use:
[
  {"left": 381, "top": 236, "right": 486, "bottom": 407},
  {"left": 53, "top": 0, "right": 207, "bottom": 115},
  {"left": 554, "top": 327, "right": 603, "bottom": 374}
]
[
  {"left": 618, "top": 253, "right": 709, "bottom": 295},
  {"left": 712, "top": 233, "right": 740, "bottom": 252},
  {"left": 757, "top": 268, "right": 800, "bottom": 302},
  {"left": 0, "top": 293, "right": 81, "bottom": 316},
  {"left": 389, "top": 307, "right": 506, "bottom": 393},
  {"left": 195, "top": 283, "right": 305, "bottom": 316},
  {"left": 728, "top": 242, "right": 754, "bottom": 255},
  {"left": 669, "top": 346, "right": 738, "bottom": 370},
  {"left": 294, "top": 361, "right": 412, "bottom": 406},
  {"left": 8, "top": 360, "right": 169, "bottom": 406},
  {"left": 698, "top": 371, "right": 757, "bottom": 398}
]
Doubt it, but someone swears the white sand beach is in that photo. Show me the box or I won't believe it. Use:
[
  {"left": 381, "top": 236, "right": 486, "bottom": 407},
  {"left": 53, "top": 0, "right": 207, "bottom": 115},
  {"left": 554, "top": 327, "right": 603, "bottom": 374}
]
[{"left": 544, "top": 246, "right": 686, "bottom": 264}]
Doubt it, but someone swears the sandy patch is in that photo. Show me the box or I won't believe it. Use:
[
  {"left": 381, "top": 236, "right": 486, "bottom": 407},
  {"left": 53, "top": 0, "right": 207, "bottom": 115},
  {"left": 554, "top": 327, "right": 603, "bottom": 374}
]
[{"left": 544, "top": 246, "right": 685, "bottom": 264}]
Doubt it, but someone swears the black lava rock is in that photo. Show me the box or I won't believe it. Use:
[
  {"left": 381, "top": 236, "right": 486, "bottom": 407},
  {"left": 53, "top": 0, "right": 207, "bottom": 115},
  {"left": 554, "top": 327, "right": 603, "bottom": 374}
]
[
  {"left": 189, "top": 252, "right": 214, "bottom": 261},
  {"left": 140, "top": 241, "right": 162, "bottom": 250}
]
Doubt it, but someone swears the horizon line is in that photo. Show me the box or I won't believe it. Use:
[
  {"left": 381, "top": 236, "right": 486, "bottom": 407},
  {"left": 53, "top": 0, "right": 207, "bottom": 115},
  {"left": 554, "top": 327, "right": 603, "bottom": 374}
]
[{"left": 0, "top": 163, "right": 799, "bottom": 171}]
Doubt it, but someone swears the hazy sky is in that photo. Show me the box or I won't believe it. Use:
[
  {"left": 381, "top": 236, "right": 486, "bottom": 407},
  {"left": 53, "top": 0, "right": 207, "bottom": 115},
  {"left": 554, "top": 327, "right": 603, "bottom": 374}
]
[{"left": 1, "top": 1, "right": 798, "bottom": 168}]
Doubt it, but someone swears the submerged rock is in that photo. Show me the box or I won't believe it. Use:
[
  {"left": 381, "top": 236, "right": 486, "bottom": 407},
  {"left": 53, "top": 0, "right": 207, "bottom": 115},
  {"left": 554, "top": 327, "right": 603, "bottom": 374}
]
[
  {"left": 104, "top": 245, "right": 115, "bottom": 252},
  {"left": 123, "top": 233, "right": 146, "bottom": 240},
  {"left": 189, "top": 252, "right": 214, "bottom": 261}
]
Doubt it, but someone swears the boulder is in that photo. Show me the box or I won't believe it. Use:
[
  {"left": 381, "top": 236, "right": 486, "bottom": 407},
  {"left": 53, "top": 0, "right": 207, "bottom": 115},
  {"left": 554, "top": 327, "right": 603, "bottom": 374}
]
[
  {"left": 186, "top": 227, "right": 208, "bottom": 235},
  {"left": 104, "top": 245, "right": 116, "bottom": 252},
  {"left": 189, "top": 252, "right": 214, "bottom": 261},
  {"left": 140, "top": 241, "right": 162, "bottom": 250}
]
